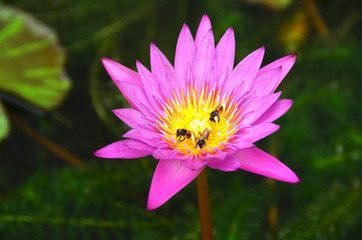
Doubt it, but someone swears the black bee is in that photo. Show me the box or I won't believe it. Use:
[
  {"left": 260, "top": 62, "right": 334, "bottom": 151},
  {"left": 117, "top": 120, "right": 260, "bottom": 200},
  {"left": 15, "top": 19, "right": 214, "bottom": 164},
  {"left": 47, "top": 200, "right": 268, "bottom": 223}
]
[
  {"left": 176, "top": 129, "right": 192, "bottom": 143},
  {"left": 195, "top": 128, "right": 210, "bottom": 149},
  {"left": 209, "top": 105, "right": 223, "bottom": 122}
]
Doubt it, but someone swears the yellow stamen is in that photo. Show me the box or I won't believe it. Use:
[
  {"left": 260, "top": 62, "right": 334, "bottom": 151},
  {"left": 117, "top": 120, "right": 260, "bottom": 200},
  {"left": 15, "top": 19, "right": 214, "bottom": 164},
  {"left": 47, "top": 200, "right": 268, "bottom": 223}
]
[{"left": 155, "top": 84, "right": 241, "bottom": 156}]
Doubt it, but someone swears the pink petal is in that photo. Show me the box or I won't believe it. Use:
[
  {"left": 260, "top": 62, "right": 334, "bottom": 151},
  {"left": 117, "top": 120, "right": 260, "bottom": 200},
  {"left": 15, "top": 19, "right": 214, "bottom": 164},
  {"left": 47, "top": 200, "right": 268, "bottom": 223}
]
[
  {"left": 226, "top": 141, "right": 254, "bottom": 151},
  {"left": 122, "top": 128, "right": 158, "bottom": 147},
  {"left": 101, "top": 58, "right": 142, "bottom": 87},
  {"left": 252, "top": 66, "right": 282, "bottom": 97},
  {"left": 202, "top": 149, "right": 227, "bottom": 161},
  {"left": 252, "top": 99, "right": 293, "bottom": 125},
  {"left": 150, "top": 43, "right": 176, "bottom": 93},
  {"left": 102, "top": 58, "right": 143, "bottom": 110},
  {"left": 94, "top": 139, "right": 154, "bottom": 159},
  {"left": 236, "top": 123, "right": 280, "bottom": 143},
  {"left": 179, "top": 151, "right": 227, "bottom": 171},
  {"left": 195, "top": 14, "right": 212, "bottom": 50},
  {"left": 215, "top": 27, "right": 235, "bottom": 79},
  {"left": 258, "top": 53, "right": 297, "bottom": 92},
  {"left": 207, "top": 156, "right": 241, "bottom": 171},
  {"left": 136, "top": 61, "right": 165, "bottom": 110},
  {"left": 192, "top": 29, "right": 215, "bottom": 90},
  {"left": 233, "top": 147, "right": 300, "bottom": 183},
  {"left": 222, "top": 47, "right": 265, "bottom": 96},
  {"left": 174, "top": 24, "right": 195, "bottom": 88},
  {"left": 115, "top": 81, "right": 153, "bottom": 115},
  {"left": 181, "top": 156, "right": 208, "bottom": 170},
  {"left": 241, "top": 92, "right": 281, "bottom": 126},
  {"left": 112, "top": 108, "right": 149, "bottom": 129},
  {"left": 147, "top": 160, "right": 205, "bottom": 210},
  {"left": 152, "top": 148, "right": 189, "bottom": 161}
]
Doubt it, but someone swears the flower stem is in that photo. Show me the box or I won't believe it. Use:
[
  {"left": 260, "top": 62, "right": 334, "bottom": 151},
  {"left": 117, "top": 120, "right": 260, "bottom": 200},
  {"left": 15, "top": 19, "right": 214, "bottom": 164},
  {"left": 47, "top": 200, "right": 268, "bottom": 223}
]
[
  {"left": 196, "top": 168, "right": 214, "bottom": 240},
  {"left": 10, "top": 113, "right": 83, "bottom": 168},
  {"left": 302, "top": 0, "right": 329, "bottom": 36}
]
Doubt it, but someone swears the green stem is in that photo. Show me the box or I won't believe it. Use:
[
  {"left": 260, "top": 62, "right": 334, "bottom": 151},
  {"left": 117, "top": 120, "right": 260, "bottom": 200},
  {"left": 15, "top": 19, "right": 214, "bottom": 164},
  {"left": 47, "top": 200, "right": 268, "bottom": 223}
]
[{"left": 196, "top": 168, "right": 214, "bottom": 240}]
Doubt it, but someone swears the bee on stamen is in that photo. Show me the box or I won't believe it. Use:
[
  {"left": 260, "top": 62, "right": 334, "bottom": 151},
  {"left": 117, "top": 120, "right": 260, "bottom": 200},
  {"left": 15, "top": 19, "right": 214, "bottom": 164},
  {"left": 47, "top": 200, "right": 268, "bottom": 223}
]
[
  {"left": 209, "top": 105, "right": 223, "bottom": 122},
  {"left": 176, "top": 129, "right": 192, "bottom": 143},
  {"left": 195, "top": 128, "right": 211, "bottom": 149}
]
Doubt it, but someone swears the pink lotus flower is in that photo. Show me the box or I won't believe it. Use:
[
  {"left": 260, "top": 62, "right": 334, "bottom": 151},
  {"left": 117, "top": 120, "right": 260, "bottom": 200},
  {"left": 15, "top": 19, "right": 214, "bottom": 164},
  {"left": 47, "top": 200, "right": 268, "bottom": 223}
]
[{"left": 95, "top": 15, "right": 299, "bottom": 210}]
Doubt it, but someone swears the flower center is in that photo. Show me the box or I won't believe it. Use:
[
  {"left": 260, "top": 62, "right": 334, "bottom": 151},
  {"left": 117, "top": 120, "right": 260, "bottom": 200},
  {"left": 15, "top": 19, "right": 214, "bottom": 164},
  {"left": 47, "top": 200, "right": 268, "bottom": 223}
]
[{"left": 156, "top": 84, "right": 242, "bottom": 156}]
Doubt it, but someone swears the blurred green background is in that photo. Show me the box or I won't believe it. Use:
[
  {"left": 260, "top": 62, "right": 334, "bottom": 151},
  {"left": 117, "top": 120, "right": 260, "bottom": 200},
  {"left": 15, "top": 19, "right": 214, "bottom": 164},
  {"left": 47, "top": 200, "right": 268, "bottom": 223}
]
[{"left": 0, "top": 0, "right": 361, "bottom": 239}]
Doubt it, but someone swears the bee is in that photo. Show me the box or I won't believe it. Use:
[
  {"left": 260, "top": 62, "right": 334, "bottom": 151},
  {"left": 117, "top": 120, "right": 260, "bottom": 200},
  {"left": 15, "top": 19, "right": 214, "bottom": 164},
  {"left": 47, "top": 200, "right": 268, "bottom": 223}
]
[
  {"left": 195, "top": 128, "right": 211, "bottom": 149},
  {"left": 209, "top": 105, "right": 223, "bottom": 122},
  {"left": 176, "top": 129, "right": 192, "bottom": 143}
]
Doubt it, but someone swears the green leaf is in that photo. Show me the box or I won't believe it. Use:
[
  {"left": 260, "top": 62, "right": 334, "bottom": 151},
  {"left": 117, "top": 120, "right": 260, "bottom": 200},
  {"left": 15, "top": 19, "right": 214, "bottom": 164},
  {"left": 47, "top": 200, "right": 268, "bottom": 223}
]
[
  {"left": 0, "top": 5, "right": 71, "bottom": 110},
  {"left": 0, "top": 101, "right": 10, "bottom": 143},
  {"left": 278, "top": 181, "right": 362, "bottom": 240},
  {"left": 0, "top": 161, "right": 176, "bottom": 239}
]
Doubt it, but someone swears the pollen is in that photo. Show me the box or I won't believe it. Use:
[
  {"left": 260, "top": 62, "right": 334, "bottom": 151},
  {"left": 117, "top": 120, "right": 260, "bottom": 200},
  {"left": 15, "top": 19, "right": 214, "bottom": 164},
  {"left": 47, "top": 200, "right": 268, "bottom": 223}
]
[{"left": 155, "top": 83, "right": 242, "bottom": 156}]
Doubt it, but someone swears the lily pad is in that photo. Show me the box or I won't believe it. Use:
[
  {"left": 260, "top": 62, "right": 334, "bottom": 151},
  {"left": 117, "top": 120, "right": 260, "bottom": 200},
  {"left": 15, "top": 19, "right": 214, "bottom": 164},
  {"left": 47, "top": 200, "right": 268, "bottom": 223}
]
[{"left": 0, "top": 5, "right": 71, "bottom": 111}]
